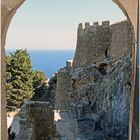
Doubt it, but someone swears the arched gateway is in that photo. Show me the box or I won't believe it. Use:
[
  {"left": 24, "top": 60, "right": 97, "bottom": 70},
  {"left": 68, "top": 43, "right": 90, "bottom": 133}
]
[{"left": 1, "top": 0, "right": 139, "bottom": 140}]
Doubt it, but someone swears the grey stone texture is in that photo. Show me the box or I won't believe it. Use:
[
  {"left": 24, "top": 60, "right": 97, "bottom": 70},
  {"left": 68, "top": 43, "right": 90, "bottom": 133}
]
[
  {"left": 15, "top": 75, "right": 58, "bottom": 140},
  {"left": 55, "top": 53, "right": 132, "bottom": 140},
  {"left": 56, "top": 111, "right": 77, "bottom": 140},
  {"left": 110, "top": 21, "right": 133, "bottom": 58},
  {"left": 15, "top": 101, "right": 58, "bottom": 140},
  {"left": 54, "top": 20, "right": 133, "bottom": 140},
  {"left": 73, "top": 21, "right": 133, "bottom": 68},
  {"left": 68, "top": 53, "right": 132, "bottom": 140},
  {"left": 54, "top": 69, "right": 70, "bottom": 111}
]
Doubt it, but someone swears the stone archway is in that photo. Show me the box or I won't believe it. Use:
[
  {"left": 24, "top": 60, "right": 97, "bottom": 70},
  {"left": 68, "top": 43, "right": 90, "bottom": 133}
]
[
  {"left": 1, "top": 0, "right": 138, "bottom": 140},
  {"left": 113, "top": 1, "right": 139, "bottom": 140}
]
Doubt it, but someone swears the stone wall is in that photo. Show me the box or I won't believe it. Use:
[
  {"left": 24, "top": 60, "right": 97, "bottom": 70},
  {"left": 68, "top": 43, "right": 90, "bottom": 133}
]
[
  {"left": 53, "top": 20, "right": 133, "bottom": 140},
  {"left": 110, "top": 21, "right": 133, "bottom": 58},
  {"left": 68, "top": 53, "right": 132, "bottom": 140},
  {"left": 54, "top": 52, "right": 132, "bottom": 140},
  {"left": 15, "top": 101, "right": 57, "bottom": 140},
  {"left": 55, "top": 111, "right": 77, "bottom": 140},
  {"left": 73, "top": 20, "right": 133, "bottom": 68},
  {"left": 73, "top": 21, "right": 111, "bottom": 68},
  {"left": 54, "top": 69, "right": 70, "bottom": 111}
]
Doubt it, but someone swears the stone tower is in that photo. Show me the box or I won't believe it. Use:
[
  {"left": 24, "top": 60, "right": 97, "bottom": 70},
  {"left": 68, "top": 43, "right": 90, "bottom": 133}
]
[{"left": 73, "top": 20, "right": 133, "bottom": 68}]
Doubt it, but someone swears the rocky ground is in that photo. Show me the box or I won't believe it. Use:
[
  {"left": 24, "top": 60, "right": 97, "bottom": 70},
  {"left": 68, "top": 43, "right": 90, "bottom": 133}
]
[{"left": 67, "top": 52, "right": 132, "bottom": 140}]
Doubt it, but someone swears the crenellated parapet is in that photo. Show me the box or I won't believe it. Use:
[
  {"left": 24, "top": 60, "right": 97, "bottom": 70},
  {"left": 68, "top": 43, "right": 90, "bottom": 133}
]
[
  {"left": 102, "top": 21, "right": 110, "bottom": 27},
  {"left": 74, "top": 20, "right": 133, "bottom": 68},
  {"left": 74, "top": 20, "right": 111, "bottom": 68},
  {"left": 78, "top": 21, "right": 110, "bottom": 33},
  {"left": 93, "top": 21, "right": 99, "bottom": 27}
]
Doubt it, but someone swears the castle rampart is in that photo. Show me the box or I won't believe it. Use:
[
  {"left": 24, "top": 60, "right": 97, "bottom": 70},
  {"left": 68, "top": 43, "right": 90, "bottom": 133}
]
[
  {"left": 74, "top": 21, "right": 111, "bottom": 67},
  {"left": 110, "top": 21, "right": 133, "bottom": 58},
  {"left": 77, "top": 21, "right": 110, "bottom": 31},
  {"left": 73, "top": 20, "right": 133, "bottom": 68}
]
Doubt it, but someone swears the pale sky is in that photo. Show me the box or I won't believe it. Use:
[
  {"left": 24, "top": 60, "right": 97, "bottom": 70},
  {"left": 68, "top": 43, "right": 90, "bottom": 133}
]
[{"left": 6, "top": 0, "right": 126, "bottom": 50}]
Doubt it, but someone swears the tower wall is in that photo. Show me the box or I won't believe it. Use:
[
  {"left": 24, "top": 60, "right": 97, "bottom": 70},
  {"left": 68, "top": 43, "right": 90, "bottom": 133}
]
[
  {"left": 73, "top": 20, "right": 133, "bottom": 68},
  {"left": 87, "top": 21, "right": 111, "bottom": 65},
  {"left": 110, "top": 20, "right": 133, "bottom": 58},
  {"left": 73, "top": 21, "right": 111, "bottom": 68},
  {"left": 73, "top": 23, "right": 89, "bottom": 68}
]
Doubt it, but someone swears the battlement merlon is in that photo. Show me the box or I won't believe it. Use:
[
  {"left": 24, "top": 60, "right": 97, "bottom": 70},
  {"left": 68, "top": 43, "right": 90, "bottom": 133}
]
[
  {"left": 93, "top": 22, "right": 99, "bottom": 27},
  {"left": 102, "top": 21, "right": 110, "bottom": 27},
  {"left": 78, "top": 23, "right": 83, "bottom": 30},
  {"left": 85, "top": 22, "right": 90, "bottom": 29}
]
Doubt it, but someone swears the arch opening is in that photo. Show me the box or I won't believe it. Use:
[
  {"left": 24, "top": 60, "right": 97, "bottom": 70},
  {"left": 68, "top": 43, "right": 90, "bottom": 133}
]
[{"left": 1, "top": 0, "right": 137, "bottom": 140}]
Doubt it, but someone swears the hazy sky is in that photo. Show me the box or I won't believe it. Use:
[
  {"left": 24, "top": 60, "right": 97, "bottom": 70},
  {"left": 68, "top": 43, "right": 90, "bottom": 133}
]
[{"left": 6, "top": 0, "right": 126, "bottom": 50}]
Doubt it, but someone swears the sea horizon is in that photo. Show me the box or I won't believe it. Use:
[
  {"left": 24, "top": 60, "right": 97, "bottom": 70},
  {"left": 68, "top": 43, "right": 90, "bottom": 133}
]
[{"left": 6, "top": 49, "right": 75, "bottom": 78}]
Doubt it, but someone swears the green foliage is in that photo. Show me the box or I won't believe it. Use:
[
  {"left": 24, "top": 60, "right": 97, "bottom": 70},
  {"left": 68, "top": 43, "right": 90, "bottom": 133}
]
[
  {"left": 33, "top": 70, "right": 48, "bottom": 89},
  {"left": 6, "top": 49, "right": 34, "bottom": 107}
]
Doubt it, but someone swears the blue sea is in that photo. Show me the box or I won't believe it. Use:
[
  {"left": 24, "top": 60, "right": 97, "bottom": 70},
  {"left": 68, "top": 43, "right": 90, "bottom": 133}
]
[{"left": 6, "top": 50, "right": 75, "bottom": 78}]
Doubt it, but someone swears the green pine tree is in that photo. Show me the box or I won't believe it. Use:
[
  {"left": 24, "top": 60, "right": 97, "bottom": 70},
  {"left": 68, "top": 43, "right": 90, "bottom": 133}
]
[
  {"left": 6, "top": 49, "right": 34, "bottom": 107},
  {"left": 33, "top": 70, "right": 48, "bottom": 89}
]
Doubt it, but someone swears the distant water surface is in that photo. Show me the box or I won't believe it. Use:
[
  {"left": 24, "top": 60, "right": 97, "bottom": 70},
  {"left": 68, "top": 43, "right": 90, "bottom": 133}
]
[{"left": 6, "top": 50, "right": 75, "bottom": 78}]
